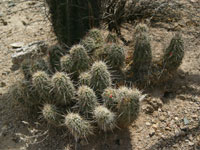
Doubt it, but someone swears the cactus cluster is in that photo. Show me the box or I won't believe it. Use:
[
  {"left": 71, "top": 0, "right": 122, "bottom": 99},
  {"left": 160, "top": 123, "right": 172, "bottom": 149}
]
[{"left": 10, "top": 25, "right": 185, "bottom": 143}]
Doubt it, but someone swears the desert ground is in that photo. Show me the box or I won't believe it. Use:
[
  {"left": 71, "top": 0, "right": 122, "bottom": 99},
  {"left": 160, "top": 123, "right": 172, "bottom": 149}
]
[{"left": 0, "top": 0, "right": 200, "bottom": 150}]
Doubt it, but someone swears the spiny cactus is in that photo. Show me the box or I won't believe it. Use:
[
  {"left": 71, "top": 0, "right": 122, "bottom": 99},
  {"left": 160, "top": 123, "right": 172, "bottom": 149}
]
[
  {"left": 88, "top": 28, "right": 104, "bottom": 47},
  {"left": 80, "top": 37, "right": 97, "bottom": 54},
  {"left": 52, "top": 72, "right": 75, "bottom": 105},
  {"left": 162, "top": 33, "right": 184, "bottom": 72},
  {"left": 117, "top": 86, "right": 141, "bottom": 128},
  {"left": 105, "top": 44, "right": 125, "bottom": 69},
  {"left": 42, "top": 104, "right": 60, "bottom": 125},
  {"left": 10, "top": 80, "right": 39, "bottom": 107},
  {"left": 46, "top": 0, "right": 100, "bottom": 46},
  {"left": 65, "top": 113, "right": 93, "bottom": 141},
  {"left": 76, "top": 85, "right": 98, "bottom": 118},
  {"left": 90, "top": 61, "right": 112, "bottom": 95},
  {"left": 48, "top": 45, "right": 63, "bottom": 73},
  {"left": 21, "top": 59, "right": 32, "bottom": 81},
  {"left": 60, "top": 54, "right": 73, "bottom": 73},
  {"left": 32, "top": 71, "right": 52, "bottom": 101},
  {"left": 31, "top": 58, "right": 49, "bottom": 74},
  {"left": 135, "top": 23, "right": 149, "bottom": 35},
  {"left": 132, "top": 32, "right": 152, "bottom": 83},
  {"left": 78, "top": 72, "right": 91, "bottom": 86},
  {"left": 93, "top": 106, "right": 116, "bottom": 132},
  {"left": 102, "top": 87, "right": 119, "bottom": 111},
  {"left": 70, "top": 44, "right": 90, "bottom": 73},
  {"left": 106, "top": 32, "right": 118, "bottom": 43}
]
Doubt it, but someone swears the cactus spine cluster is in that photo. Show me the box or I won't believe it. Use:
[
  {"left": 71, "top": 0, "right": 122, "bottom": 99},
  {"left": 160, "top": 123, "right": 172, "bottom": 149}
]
[
  {"left": 132, "top": 24, "right": 152, "bottom": 83},
  {"left": 117, "top": 86, "right": 140, "bottom": 128},
  {"left": 32, "top": 71, "right": 52, "bottom": 101},
  {"left": 88, "top": 28, "right": 104, "bottom": 47},
  {"left": 52, "top": 72, "right": 75, "bottom": 104},
  {"left": 78, "top": 72, "right": 91, "bottom": 86},
  {"left": 162, "top": 33, "right": 184, "bottom": 72},
  {"left": 60, "top": 54, "right": 73, "bottom": 73},
  {"left": 65, "top": 113, "right": 93, "bottom": 141},
  {"left": 21, "top": 59, "right": 32, "bottom": 81},
  {"left": 93, "top": 106, "right": 116, "bottom": 132},
  {"left": 31, "top": 58, "right": 49, "bottom": 73},
  {"left": 105, "top": 44, "right": 125, "bottom": 69},
  {"left": 90, "top": 61, "right": 112, "bottom": 95},
  {"left": 102, "top": 87, "right": 119, "bottom": 111},
  {"left": 48, "top": 45, "right": 63, "bottom": 73},
  {"left": 80, "top": 37, "right": 97, "bottom": 54},
  {"left": 70, "top": 45, "right": 90, "bottom": 73},
  {"left": 42, "top": 104, "right": 59, "bottom": 125},
  {"left": 77, "top": 86, "right": 98, "bottom": 118}
]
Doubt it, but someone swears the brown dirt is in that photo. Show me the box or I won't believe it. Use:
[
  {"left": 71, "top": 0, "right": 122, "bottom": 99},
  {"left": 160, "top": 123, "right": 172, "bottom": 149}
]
[{"left": 0, "top": 0, "right": 200, "bottom": 150}]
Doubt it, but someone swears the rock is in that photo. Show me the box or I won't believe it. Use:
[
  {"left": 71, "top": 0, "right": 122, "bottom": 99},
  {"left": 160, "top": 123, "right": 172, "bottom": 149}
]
[
  {"left": 11, "top": 41, "right": 48, "bottom": 68},
  {"left": 183, "top": 117, "right": 190, "bottom": 125},
  {"left": 142, "top": 104, "right": 154, "bottom": 114},
  {"left": 149, "top": 98, "right": 163, "bottom": 110},
  {"left": 159, "top": 115, "right": 166, "bottom": 122},
  {"left": 188, "top": 141, "right": 194, "bottom": 146},
  {"left": 11, "top": 42, "right": 24, "bottom": 49},
  {"left": 145, "top": 122, "right": 151, "bottom": 126},
  {"left": 149, "top": 128, "right": 155, "bottom": 137},
  {"left": 0, "top": 82, "right": 6, "bottom": 87},
  {"left": 152, "top": 123, "right": 158, "bottom": 130}
]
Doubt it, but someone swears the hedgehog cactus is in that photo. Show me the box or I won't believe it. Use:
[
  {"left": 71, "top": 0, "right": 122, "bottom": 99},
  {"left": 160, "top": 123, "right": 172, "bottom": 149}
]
[
  {"left": 65, "top": 113, "right": 93, "bottom": 141},
  {"left": 106, "top": 32, "right": 118, "bottom": 43},
  {"left": 31, "top": 58, "right": 49, "bottom": 74},
  {"left": 52, "top": 72, "right": 75, "bottom": 105},
  {"left": 70, "top": 44, "right": 90, "bottom": 73},
  {"left": 48, "top": 45, "right": 63, "bottom": 73},
  {"left": 105, "top": 44, "right": 125, "bottom": 69},
  {"left": 90, "top": 61, "right": 112, "bottom": 95},
  {"left": 117, "top": 86, "right": 141, "bottom": 128},
  {"left": 77, "top": 85, "right": 98, "bottom": 118},
  {"left": 102, "top": 87, "right": 119, "bottom": 111},
  {"left": 11, "top": 80, "right": 39, "bottom": 107},
  {"left": 42, "top": 104, "right": 60, "bottom": 125},
  {"left": 80, "top": 37, "right": 97, "bottom": 54},
  {"left": 60, "top": 54, "right": 73, "bottom": 73},
  {"left": 93, "top": 106, "right": 116, "bottom": 132},
  {"left": 32, "top": 71, "right": 52, "bottom": 101},
  {"left": 78, "top": 72, "right": 91, "bottom": 86},
  {"left": 135, "top": 23, "right": 149, "bottom": 35},
  {"left": 21, "top": 59, "right": 32, "bottom": 81},
  {"left": 162, "top": 33, "right": 184, "bottom": 72},
  {"left": 132, "top": 32, "right": 152, "bottom": 82},
  {"left": 88, "top": 28, "right": 103, "bottom": 47}
]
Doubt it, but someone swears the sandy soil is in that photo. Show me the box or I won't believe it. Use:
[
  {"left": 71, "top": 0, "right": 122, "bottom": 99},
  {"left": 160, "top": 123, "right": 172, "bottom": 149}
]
[{"left": 0, "top": 0, "right": 200, "bottom": 150}]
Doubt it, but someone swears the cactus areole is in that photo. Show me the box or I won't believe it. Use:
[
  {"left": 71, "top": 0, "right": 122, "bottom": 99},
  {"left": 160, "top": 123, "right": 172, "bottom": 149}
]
[{"left": 46, "top": 0, "right": 101, "bottom": 46}]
